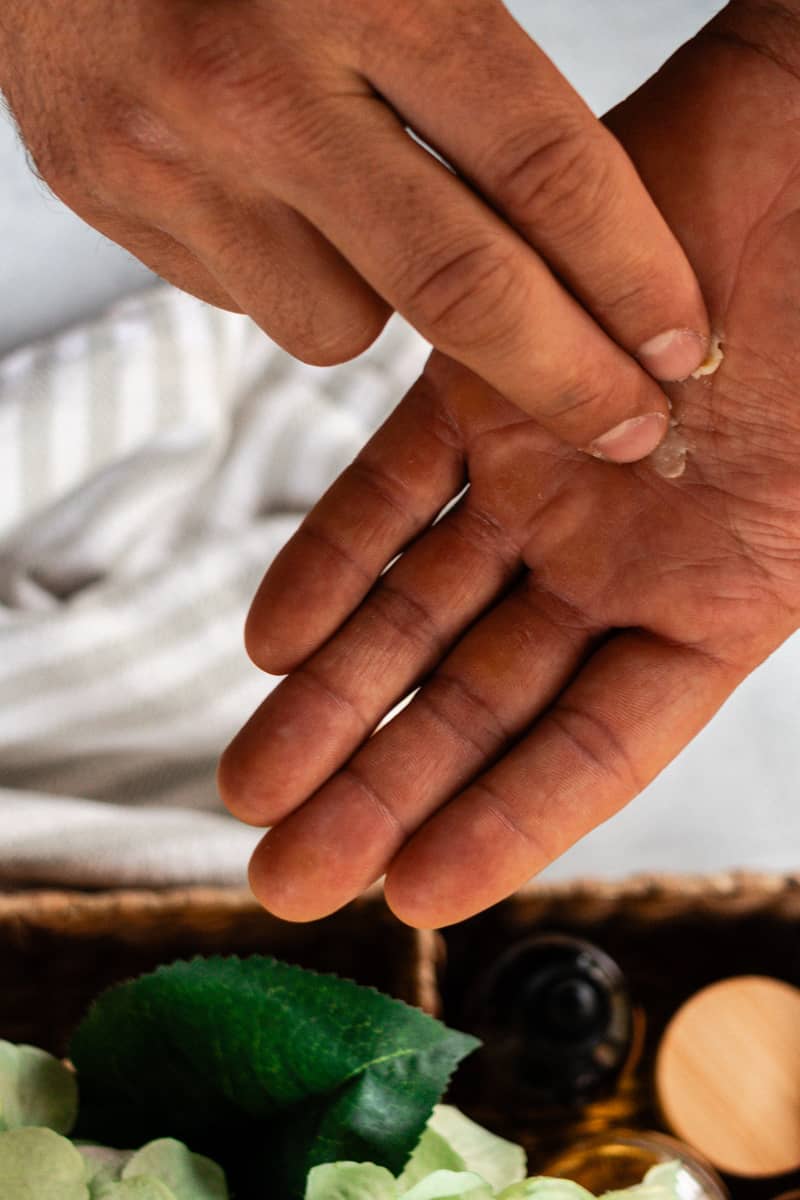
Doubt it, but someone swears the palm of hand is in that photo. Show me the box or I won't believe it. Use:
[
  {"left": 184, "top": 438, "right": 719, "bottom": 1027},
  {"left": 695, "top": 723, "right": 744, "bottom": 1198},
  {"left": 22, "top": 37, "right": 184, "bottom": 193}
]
[{"left": 220, "top": 28, "right": 800, "bottom": 927}]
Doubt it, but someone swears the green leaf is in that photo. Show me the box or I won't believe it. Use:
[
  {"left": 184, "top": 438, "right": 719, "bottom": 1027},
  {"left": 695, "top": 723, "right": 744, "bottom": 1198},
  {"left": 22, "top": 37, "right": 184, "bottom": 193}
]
[
  {"left": 0, "top": 1126, "right": 89, "bottom": 1198},
  {"left": 70, "top": 956, "right": 479, "bottom": 1200},
  {"left": 0, "top": 1040, "right": 78, "bottom": 1134},
  {"left": 123, "top": 1138, "right": 227, "bottom": 1199},
  {"left": 307, "top": 1161, "right": 398, "bottom": 1200},
  {"left": 401, "top": 1169, "right": 493, "bottom": 1200}
]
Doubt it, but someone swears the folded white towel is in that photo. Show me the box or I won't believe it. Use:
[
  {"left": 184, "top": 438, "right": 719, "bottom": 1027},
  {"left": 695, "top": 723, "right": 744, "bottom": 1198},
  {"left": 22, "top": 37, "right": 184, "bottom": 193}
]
[{"left": 0, "top": 284, "right": 430, "bottom": 886}]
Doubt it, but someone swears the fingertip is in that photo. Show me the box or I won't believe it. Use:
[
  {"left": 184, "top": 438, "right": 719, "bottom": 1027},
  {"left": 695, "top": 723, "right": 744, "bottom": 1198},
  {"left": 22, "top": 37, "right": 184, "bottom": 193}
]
[
  {"left": 245, "top": 529, "right": 371, "bottom": 674},
  {"left": 382, "top": 876, "right": 439, "bottom": 930},
  {"left": 244, "top": 600, "right": 306, "bottom": 675},
  {"left": 216, "top": 743, "right": 274, "bottom": 828},
  {"left": 587, "top": 410, "right": 669, "bottom": 464},
  {"left": 383, "top": 855, "right": 470, "bottom": 931},
  {"left": 636, "top": 327, "right": 708, "bottom": 382},
  {"left": 244, "top": 543, "right": 334, "bottom": 673},
  {"left": 247, "top": 830, "right": 348, "bottom": 923}
]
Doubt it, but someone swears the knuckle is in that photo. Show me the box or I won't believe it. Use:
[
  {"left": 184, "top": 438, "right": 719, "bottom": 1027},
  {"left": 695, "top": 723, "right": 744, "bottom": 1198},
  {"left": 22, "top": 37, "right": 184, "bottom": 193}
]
[
  {"left": 591, "top": 264, "right": 659, "bottom": 326},
  {"left": 488, "top": 118, "right": 612, "bottom": 238},
  {"left": 101, "top": 100, "right": 185, "bottom": 167},
  {"left": 539, "top": 369, "right": 619, "bottom": 426},
  {"left": 402, "top": 240, "right": 525, "bottom": 351},
  {"left": 166, "top": 13, "right": 261, "bottom": 99},
  {"left": 90, "top": 103, "right": 190, "bottom": 206},
  {"left": 352, "top": 0, "right": 430, "bottom": 61},
  {"left": 163, "top": 14, "right": 324, "bottom": 158}
]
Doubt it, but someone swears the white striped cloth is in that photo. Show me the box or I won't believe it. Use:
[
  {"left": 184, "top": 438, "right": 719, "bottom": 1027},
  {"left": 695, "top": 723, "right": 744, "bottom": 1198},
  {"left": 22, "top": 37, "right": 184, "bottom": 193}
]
[{"left": 0, "top": 284, "right": 430, "bottom": 887}]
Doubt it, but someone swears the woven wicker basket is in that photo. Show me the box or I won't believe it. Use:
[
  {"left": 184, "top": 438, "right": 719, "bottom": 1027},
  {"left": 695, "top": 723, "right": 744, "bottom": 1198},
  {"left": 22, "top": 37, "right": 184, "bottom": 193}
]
[
  {"left": 2, "top": 871, "right": 799, "bottom": 1200},
  {"left": 0, "top": 882, "right": 439, "bottom": 1053}
]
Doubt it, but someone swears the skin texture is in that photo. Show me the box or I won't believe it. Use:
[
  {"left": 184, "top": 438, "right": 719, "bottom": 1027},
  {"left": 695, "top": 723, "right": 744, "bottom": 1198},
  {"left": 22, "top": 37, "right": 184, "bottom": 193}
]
[
  {"left": 219, "top": 3, "right": 800, "bottom": 928},
  {"left": 0, "top": 0, "right": 710, "bottom": 458}
]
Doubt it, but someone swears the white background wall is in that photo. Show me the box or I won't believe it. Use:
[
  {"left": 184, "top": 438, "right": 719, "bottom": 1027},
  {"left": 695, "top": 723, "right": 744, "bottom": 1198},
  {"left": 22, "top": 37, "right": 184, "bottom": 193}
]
[{"left": 2, "top": 0, "right": 798, "bottom": 880}]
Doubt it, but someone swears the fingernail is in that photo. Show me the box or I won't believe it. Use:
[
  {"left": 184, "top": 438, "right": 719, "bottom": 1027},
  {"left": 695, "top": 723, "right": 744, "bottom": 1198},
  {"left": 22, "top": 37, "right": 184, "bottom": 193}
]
[
  {"left": 637, "top": 328, "right": 707, "bottom": 381},
  {"left": 589, "top": 412, "right": 668, "bottom": 463}
]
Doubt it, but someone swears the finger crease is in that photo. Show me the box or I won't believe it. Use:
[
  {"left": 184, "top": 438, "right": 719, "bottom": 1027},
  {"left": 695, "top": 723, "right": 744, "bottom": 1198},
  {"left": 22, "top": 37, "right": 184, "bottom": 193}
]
[
  {"left": 422, "top": 672, "right": 510, "bottom": 756},
  {"left": 297, "top": 521, "right": 374, "bottom": 586},
  {"left": 470, "top": 778, "right": 554, "bottom": 861},
  {"left": 457, "top": 505, "right": 524, "bottom": 568},
  {"left": 350, "top": 456, "right": 428, "bottom": 528},
  {"left": 339, "top": 766, "right": 411, "bottom": 842},
  {"left": 295, "top": 664, "right": 373, "bottom": 740},
  {"left": 372, "top": 581, "right": 449, "bottom": 657},
  {"left": 548, "top": 703, "right": 644, "bottom": 793}
]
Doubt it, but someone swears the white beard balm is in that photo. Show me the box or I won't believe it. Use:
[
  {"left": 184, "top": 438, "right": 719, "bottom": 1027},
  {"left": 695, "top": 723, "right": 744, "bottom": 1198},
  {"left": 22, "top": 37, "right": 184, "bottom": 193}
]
[{"left": 649, "top": 333, "right": 724, "bottom": 480}]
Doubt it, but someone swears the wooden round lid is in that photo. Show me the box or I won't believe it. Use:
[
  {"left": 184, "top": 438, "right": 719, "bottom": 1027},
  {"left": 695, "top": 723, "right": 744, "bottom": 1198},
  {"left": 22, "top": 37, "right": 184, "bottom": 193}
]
[{"left": 656, "top": 976, "right": 800, "bottom": 1178}]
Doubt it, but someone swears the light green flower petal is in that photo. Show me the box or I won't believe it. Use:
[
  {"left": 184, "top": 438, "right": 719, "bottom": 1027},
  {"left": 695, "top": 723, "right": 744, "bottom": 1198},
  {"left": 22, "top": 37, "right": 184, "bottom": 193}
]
[
  {"left": 399, "top": 1128, "right": 466, "bottom": 1190},
  {"left": 123, "top": 1138, "right": 228, "bottom": 1200},
  {"left": 91, "top": 1177, "right": 176, "bottom": 1200},
  {"left": 0, "top": 1041, "right": 78, "bottom": 1134},
  {"left": 0, "top": 1042, "right": 16, "bottom": 1131},
  {"left": 401, "top": 1168, "right": 493, "bottom": 1200},
  {"left": 641, "top": 1164, "right": 683, "bottom": 1192},
  {"left": 0, "top": 1126, "right": 89, "bottom": 1198},
  {"left": 425, "top": 1107, "right": 526, "bottom": 1192},
  {"left": 500, "top": 1178, "right": 597, "bottom": 1200},
  {"left": 78, "top": 1143, "right": 132, "bottom": 1187},
  {"left": 307, "top": 1161, "right": 399, "bottom": 1200},
  {"left": 601, "top": 1161, "right": 684, "bottom": 1200}
]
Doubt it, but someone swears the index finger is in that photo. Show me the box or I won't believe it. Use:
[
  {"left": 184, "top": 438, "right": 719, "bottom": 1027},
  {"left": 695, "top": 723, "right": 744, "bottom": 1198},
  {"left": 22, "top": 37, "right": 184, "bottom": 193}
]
[
  {"left": 161, "top": 5, "right": 705, "bottom": 460},
  {"left": 361, "top": 0, "right": 709, "bottom": 386}
]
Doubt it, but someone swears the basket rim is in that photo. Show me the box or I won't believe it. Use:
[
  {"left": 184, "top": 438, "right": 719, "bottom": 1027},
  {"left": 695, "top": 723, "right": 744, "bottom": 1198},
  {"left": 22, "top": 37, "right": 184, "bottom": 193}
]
[{"left": 0, "top": 870, "right": 798, "bottom": 922}]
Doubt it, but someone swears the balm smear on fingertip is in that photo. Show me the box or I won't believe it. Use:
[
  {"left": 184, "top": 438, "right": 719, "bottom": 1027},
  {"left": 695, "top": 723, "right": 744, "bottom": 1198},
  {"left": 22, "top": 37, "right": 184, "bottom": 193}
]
[
  {"left": 650, "top": 333, "right": 724, "bottom": 478},
  {"left": 649, "top": 421, "right": 690, "bottom": 479},
  {"left": 690, "top": 331, "right": 724, "bottom": 378}
]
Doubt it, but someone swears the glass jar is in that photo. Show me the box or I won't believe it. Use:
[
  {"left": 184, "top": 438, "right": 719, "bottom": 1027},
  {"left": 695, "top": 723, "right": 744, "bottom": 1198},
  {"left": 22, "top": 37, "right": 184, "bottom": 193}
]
[{"left": 541, "top": 1130, "right": 729, "bottom": 1200}]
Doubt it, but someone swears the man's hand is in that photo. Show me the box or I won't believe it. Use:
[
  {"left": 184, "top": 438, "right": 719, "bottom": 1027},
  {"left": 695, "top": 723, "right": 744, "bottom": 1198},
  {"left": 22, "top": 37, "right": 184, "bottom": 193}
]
[
  {"left": 219, "top": 1, "right": 800, "bottom": 927},
  {"left": 0, "top": 0, "right": 710, "bottom": 460}
]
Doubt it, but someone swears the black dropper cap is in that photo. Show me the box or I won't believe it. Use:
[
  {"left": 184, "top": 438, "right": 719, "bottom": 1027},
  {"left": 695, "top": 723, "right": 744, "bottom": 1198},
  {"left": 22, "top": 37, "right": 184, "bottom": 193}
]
[{"left": 463, "top": 933, "right": 633, "bottom": 1108}]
